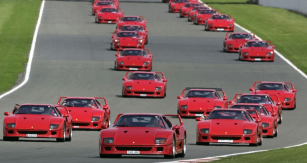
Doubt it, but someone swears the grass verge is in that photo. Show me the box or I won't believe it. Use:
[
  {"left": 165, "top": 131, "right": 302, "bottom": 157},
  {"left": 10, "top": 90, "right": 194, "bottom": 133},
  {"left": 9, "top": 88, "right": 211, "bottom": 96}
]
[
  {"left": 0, "top": 0, "right": 42, "bottom": 94},
  {"left": 205, "top": 3, "right": 307, "bottom": 74},
  {"left": 202, "top": 0, "right": 250, "bottom": 3},
  {"left": 214, "top": 145, "right": 307, "bottom": 162}
]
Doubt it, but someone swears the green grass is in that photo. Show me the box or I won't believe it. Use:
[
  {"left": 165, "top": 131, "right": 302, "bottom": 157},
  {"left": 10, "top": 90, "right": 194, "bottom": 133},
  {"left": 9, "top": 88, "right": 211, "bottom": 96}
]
[
  {"left": 0, "top": 0, "right": 42, "bottom": 94},
  {"left": 214, "top": 145, "right": 307, "bottom": 163},
  {"left": 202, "top": 0, "right": 250, "bottom": 3},
  {"left": 205, "top": 3, "right": 307, "bottom": 74}
]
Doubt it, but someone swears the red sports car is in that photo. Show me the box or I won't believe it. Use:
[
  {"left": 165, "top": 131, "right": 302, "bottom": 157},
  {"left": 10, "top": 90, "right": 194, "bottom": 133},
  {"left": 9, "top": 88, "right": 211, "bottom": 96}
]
[
  {"left": 188, "top": 6, "right": 211, "bottom": 22},
  {"left": 92, "top": 1, "right": 115, "bottom": 15},
  {"left": 177, "top": 87, "right": 228, "bottom": 117},
  {"left": 196, "top": 109, "right": 262, "bottom": 146},
  {"left": 95, "top": 7, "right": 124, "bottom": 24},
  {"left": 57, "top": 97, "right": 111, "bottom": 130},
  {"left": 239, "top": 40, "right": 275, "bottom": 62},
  {"left": 179, "top": 3, "right": 200, "bottom": 18},
  {"left": 110, "top": 31, "right": 145, "bottom": 50},
  {"left": 194, "top": 9, "right": 218, "bottom": 25},
  {"left": 116, "top": 16, "right": 147, "bottom": 30},
  {"left": 249, "top": 81, "right": 297, "bottom": 109},
  {"left": 3, "top": 104, "right": 72, "bottom": 142},
  {"left": 169, "top": 0, "right": 189, "bottom": 13},
  {"left": 119, "top": 25, "right": 148, "bottom": 44},
  {"left": 223, "top": 32, "right": 256, "bottom": 52},
  {"left": 122, "top": 71, "right": 167, "bottom": 97},
  {"left": 230, "top": 104, "right": 278, "bottom": 137},
  {"left": 205, "top": 14, "right": 235, "bottom": 32},
  {"left": 229, "top": 93, "right": 283, "bottom": 124},
  {"left": 99, "top": 113, "right": 186, "bottom": 158},
  {"left": 114, "top": 48, "right": 153, "bottom": 71}
]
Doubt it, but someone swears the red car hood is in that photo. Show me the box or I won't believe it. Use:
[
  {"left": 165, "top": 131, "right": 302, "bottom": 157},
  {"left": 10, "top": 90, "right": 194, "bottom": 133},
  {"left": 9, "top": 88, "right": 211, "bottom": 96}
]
[
  {"left": 67, "top": 107, "right": 93, "bottom": 122},
  {"left": 118, "top": 37, "right": 139, "bottom": 44},
  {"left": 14, "top": 115, "right": 55, "bottom": 129},
  {"left": 97, "top": 12, "right": 119, "bottom": 17},
  {"left": 227, "top": 39, "right": 248, "bottom": 47},
  {"left": 256, "top": 90, "right": 285, "bottom": 101},
  {"left": 209, "top": 119, "right": 245, "bottom": 135},
  {"left": 187, "top": 98, "right": 215, "bottom": 110},
  {"left": 120, "top": 56, "right": 145, "bottom": 65},
  {"left": 242, "top": 47, "right": 270, "bottom": 56},
  {"left": 210, "top": 20, "right": 233, "bottom": 26},
  {"left": 132, "top": 80, "right": 156, "bottom": 91},
  {"left": 113, "top": 127, "right": 159, "bottom": 145},
  {"left": 198, "top": 14, "right": 213, "bottom": 19}
]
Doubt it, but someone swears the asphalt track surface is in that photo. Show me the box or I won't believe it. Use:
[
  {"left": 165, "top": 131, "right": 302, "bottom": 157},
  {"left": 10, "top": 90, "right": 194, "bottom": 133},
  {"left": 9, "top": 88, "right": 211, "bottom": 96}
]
[{"left": 1, "top": 0, "right": 307, "bottom": 162}]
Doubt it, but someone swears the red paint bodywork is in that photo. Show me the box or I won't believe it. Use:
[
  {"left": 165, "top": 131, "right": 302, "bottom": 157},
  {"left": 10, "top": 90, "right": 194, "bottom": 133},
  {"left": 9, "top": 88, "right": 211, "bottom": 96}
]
[
  {"left": 116, "top": 16, "right": 147, "bottom": 30},
  {"left": 249, "top": 81, "right": 297, "bottom": 109},
  {"left": 3, "top": 104, "right": 72, "bottom": 141},
  {"left": 188, "top": 6, "right": 211, "bottom": 22},
  {"left": 179, "top": 3, "right": 200, "bottom": 18},
  {"left": 99, "top": 113, "right": 186, "bottom": 157},
  {"left": 122, "top": 71, "right": 167, "bottom": 98},
  {"left": 205, "top": 14, "right": 235, "bottom": 32},
  {"left": 177, "top": 87, "right": 228, "bottom": 117},
  {"left": 223, "top": 32, "right": 256, "bottom": 52},
  {"left": 95, "top": 7, "right": 123, "bottom": 24},
  {"left": 92, "top": 1, "right": 116, "bottom": 15},
  {"left": 57, "top": 97, "right": 111, "bottom": 130},
  {"left": 116, "top": 25, "right": 149, "bottom": 44},
  {"left": 239, "top": 40, "right": 275, "bottom": 61},
  {"left": 115, "top": 48, "right": 153, "bottom": 71},
  {"left": 196, "top": 109, "right": 262, "bottom": 146},
  {"left": 169, "top": 0, "right": 189, "bottom": 13},
  {"left": 194, "top": 9, "right": 218, "bottom": 25},
  {"left": 111, "top": 31, "right": 145, "bottom": 50}
]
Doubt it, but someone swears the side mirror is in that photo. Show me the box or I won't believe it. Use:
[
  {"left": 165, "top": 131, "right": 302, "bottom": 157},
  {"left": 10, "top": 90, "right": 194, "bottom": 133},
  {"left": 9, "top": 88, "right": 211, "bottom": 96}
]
[
  {"left": 228, "top": 101, "right": 233, "bottom": 105},
  {"left": 272, "top": 46, "right": 275, "bottom": 48},
  {"left": 63, "top": 114, "right": 69, "bottom": 117},
  {"left": 163, "top": 79, "right": 167, "bottom": 82},
  {"left": 292, "top": 89, "right": 297, "bottom": 92},
  {"left": 172, "top": 125, "right": 180, "bottom": 130},
  {"left": 271, "top": 112, "right": 277, "bottom": 116},
  {"left": 122, "top": 78, "right": 126, "bottom": 81},
  {"left": 249, "top": 88, "right": 254, "bottom": 91},
  {"left": 196, "top": 117, "right": 203, "bottom": 121},
  {"left": 177, "top": 96, "right": 181, "bottom": 99},
  {"left": 4, "top": 112, "right": 10, "bottom": 116},
  {"left": 223, "top": 96, "right": 228, "bottom": 100},
  {"left": 277, "top": 102, "right": 281, "bottom": 105},
  {"left": 115, "top": 54, "right": 119, "bottom": 57},
  {"left": 103, "top": 106, "right": 108, "bottom": 110},
  {"left": 225, "top": 37, "right": 228, "bottom": 40}
]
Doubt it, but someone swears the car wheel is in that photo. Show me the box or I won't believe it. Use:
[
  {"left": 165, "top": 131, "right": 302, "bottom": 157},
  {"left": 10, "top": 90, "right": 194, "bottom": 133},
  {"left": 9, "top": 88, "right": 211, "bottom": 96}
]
[
  {"left": 274, "top": 129, "right": 278, "bottom": 137},
  {"left": 65, "top": 126, "right": 72, "bottom": 141},
  {"left": 163, "top": 92, "right": 166, "bottom": 98},
  {"left": 178, "top": 136, "right": 186, "bottom": 157},
  {"left": 249, "top": 132, "right": 258, "bottom": 146},
  {"left": 278, "top": 115, "right": 282, "bottom": 124},
  {"left": 258, "top": 134, "right": 263, "bottom": 146},
  {"left": 196, "top": 142, "right": 209, "bottom": 145},
  {"left": 56, "top": 125, "right": 66, "bottom": 142},
  {"left": 108, "top": 120, "right": 111, "bottom": 128},
  {"left": 164, "top": 138, "right": 176, "bottom": 158},
  {"left": 110, "top": 43, "right": 113, "bottom": 50},
  {"left": 114, "top": 61, "right": 118, "bottom": 71},
  {"left": 239, "top": 54, "right": 242, "bottom": 60},
  {"left": 145, "top": 37, "right": 148, "bottom": 44},
  {"left": 205, "top": 25, "right": 209, "bottom": 31},
  {"left": 122, "top": 88, "right": 126, "bottom": 97},
  {"left": 293, "top": 102, "right": 296, "bottom": 109},
  {"left": 95, "top": 17, "right": 98, "bottom": 23}
]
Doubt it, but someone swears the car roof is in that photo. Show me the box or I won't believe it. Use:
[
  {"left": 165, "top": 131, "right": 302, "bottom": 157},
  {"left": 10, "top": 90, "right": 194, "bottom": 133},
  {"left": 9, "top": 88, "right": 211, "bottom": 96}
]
[
  {"left": 122, "top": 48, "right": 143, "bottom": 51},
  {"left": 188, "top": 89, "right": 217, "bottom": 92},
  {"left": 232, "top": 103, "right": 264, "bottom": 106},
  {"left": 63, "top": 97, "right": 96, "bottom": 100},
  {"left": 118, "top": 31, "right": 138, "bottom": 33},
  {"left": 121, "top": 113, "right": 163, "bottom": 116},
  {"left": 21, "top": 104, "right": 56, "bottom": 106},
  {"left": 230, "top": 32, "right": 251, "bottom": 35},
  {"left": 241, "top": 93, "right": 269, "bottom": 96},
  {"left": 258, "top": 81, "right": 285, "bottom": 84},
  {"left": 212, "top": 108, "right": 247, "bottom": 112},
  {"left": 123, "top": 16, "right": 140, "bottom": 18},
  {"left": 132, "top": 71, "right": 157, "bottom": 74}
]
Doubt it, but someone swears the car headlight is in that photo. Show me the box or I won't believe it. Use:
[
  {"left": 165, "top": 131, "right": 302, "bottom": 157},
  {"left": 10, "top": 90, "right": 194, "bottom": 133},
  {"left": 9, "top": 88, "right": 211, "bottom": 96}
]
[
  {"left": 92, "top": 116, "right": 100, "bottom": 121},
  {"left": 262, "top": 123, "right": 270, "bottom": 128},
  {"left": 244, "top": 52, "right": 249, "bottom": 55},
  {"left": 181, "top": 105, "right": 187, "bottom": 109},
  {"left": 7, "top": 123, "right": 15, "bottom": 128},
  {"left": 138, "top": 39, "right": 143, "bottom": 43},
  {"left": 284, "top": 98, "right": 291, "bottom": 102},
  {"left": 118, "top": 61, "right": 124, "bottom": 65},
  {"left": 214, "top": 106, "right": 221, "bottom": 108},
  {"left": 198, "top": 18, "right": 202, "bottom": 20},
  {"left": 209, "top": 23, "right": 213, "bottom": 26},
  {"left": 267, "top": 51, "right": 274, "bottom": 56},
  {"left": 50, "top": 124, "right": 59, "bottom": 129},
  {"left": 156, "top": 87, "right": 162, "bottom": 91},
  {"left": 243, "top": 129, "right": 253, "bottom": 134},
  {"left": 229, "top": 24, "right": 233, "bottom": 27},
  {"left": 143, "top": 62, "right": 149, "bottom": 65},
  {"left": 173, "top": 7, "right": 176, "bottom": 9},
  {"left": 200, "top": 128, "right": 209, "bottom": 134},
  {"left": 184, "top": 11, "right": 187, "bottom": 13},
  {"left": 99, "top": 16, "right": 102, "bottom": 19},
  {"left": 103, "top": 138, "right": 114, "bottom": 143},
  {"left": 228, "top": 44, "right": 233, "bottom": 47},
  {"left": 126, "top": 86, "right": 132, "bottom": 90},
  {"left": 115, "top": 39, "right": 120, "bottom": 42},
  {"left": 155, "top": 138, "right": 166, "bottom": 144}
]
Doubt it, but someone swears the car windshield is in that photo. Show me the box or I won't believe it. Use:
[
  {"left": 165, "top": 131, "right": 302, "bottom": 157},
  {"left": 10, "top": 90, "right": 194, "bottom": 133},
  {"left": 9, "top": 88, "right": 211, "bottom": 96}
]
[
  {"left": 129, "top": 73, "right": 155, "bottom": 80},
  {"left": 121, "top": 50, "right": 144, "bottom": 56},
  {"left": 258, "top": 83, "right": 283, "bottom": 91},
  {"left": 199, "top": 10, "right": 217, "bottom": 14},
  {"left": 117, "top": 32, "right": 138, "bottom": 37},
  {"left": 61, "top": 99, "right": 96, "bottom": 108},
  {"left": 100, "top": 8, "right": 117, "bottom": 12},
  {"left": 208, "top": 110, "right": 251, "bottom": 121},
  {"left": 246, "top": 41, "right": 268, "bottom": 47},
  {"left": 174, "top": 0, "right": 189, "bottom": 3},
  {"left": 237, "top": 95, "right": 271, "bottom": 104},
  {"left": 186, "top": 90, "right": 217, "bottom": 98},
  {"left": 114, "top": 115, "right": 165, "bottom": 128},
  {"left": 97, "top": 2, "right": 112, "bottom": 5},
  {"left": 121, "top": 26, "right": 142, "bottom": 31},
  {"left": 231, "top": 34, "right": 252, "bottom": 39},
  {"left": 185, "top": 4, "right": 199, "bottom": 7},
  {"left": 211, "top": 15, "right": 229, "bottom": 19},
  {"left": 14, "top": 105, "right": 58, "bottom": 116},
  {"left": 231, "top": 105, "right": 269, "bottom": 115},
  {"left": 122, "top": 17, "right": 139, "bottom": 21}
]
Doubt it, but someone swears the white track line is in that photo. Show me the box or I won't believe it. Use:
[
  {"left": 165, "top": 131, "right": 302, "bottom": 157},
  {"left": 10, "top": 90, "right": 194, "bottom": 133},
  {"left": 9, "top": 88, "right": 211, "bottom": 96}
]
[
  {"left": 0, "top": 0, "right": 45, "bottom": 99},
  {"left": 159, "top": 1, "right": 307, "bottom": 163}
]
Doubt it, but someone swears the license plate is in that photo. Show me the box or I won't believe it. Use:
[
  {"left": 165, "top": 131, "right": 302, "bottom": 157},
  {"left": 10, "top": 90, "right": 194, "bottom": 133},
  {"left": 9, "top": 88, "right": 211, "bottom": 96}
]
[
  {"left": 195, "top": 114, "right": 203, "bottom": 116},
  {"left": 127, "top": 151, "right": 140, "bottom": 154},
  {"left": 218, "top": 140, "right": 233, "bottom": 143},
  {"left": 73, "top": 126, "right": 79, "bottom": 128},
  {"left": 26, "top": 134, "right": 37, "bottom": 137},
  {"left": 140, "top": 94, "right": 147, "bottom": 97},
  {"left": 129, "top": 68, "right": 138, "bottom": 70},
  {"left": 254, "top": 58, "right": 261, "bottom": 61},
  {"left": 108, "top": 21, "right": 112, "bottom": 23},
  {"left": 217, "top": 28, "right": 224, "bottom": 31}
]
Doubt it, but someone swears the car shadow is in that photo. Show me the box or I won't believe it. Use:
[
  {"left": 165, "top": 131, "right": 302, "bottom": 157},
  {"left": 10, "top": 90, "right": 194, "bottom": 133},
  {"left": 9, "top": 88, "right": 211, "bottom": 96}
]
[
  {"left": 1, "top": 139, "right": 58, "bottom": 143},
  {"left": 89, "top": 155, "right": 164, "bottom": 159}
]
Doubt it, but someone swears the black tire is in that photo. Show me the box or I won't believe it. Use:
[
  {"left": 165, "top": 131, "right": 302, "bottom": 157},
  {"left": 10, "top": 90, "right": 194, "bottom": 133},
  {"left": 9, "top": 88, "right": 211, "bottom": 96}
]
[
  {"left": 164, "top": 138, "right": 176, "bottom": 158},
  {"left": 274, "top": 129, "right": 278, "bottom": 137},
  {"left": 239, "top": 54, "right": 242, "bottom": 61},
  {"left": 145, "top": 37, "right": 148, "bottom": 44},
  {"left": 196, "top": 142, "right": 209, "bottom": 145},
  {"left": 110, "top": 43, "right": 113, "bottom": 50},
  {"left": 278, "top": 115, "right": 282, "bottom": 124},
  {"left": 258, "top": 134, "right": 263, "bottom": 146},
  {"left": 56, "top": 126, "right": 65, "bottom": 142},
  {"left": 114, "top": 61, "right": 118, "bottom": 71},
  {"left": 293, "top": 102, "right": 296, "bottom": 109},
  {"left": 178, "top": 136, "right": 186, "bottom": 157},
  {"left": 65, "top": 126, "right": 72, "bottom": 141},
  {"left": 205, "top": 26, "right": 209, "bottom": 31},
  {"left": 122, "top": 88, "right": 126, "bottom": 97},
  {"left": 163, "top": 92, "right": 166, "bottom": 98},
  {"left": 249, "top": 143, "right": 258, "bottom": 146}
]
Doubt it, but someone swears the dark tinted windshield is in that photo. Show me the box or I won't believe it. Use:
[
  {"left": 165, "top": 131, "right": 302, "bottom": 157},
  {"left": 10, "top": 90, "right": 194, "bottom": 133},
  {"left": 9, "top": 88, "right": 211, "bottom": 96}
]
[
  {"left": 211, "top": 15, "right": 229, "bottom": 19},
  {"left": 121, "top": 26, "right": 142, "bottom": 31},
  {"left": 97, "top": 2, "right": 112, "bottom": 5},
  {"left": 15, "top": 105, "right": 58, "bottom": 116},
  {"left": 114, "top": 115, "right": 165, "bottom": 128},
  {"left": 199, "top": 10, "right": 217, "bottom": 14},
  {"left": 258, "top": 83, "right": 283, "bottom": 90},
  {"left": 231, "top": 105, "right": 269, "bottom": 115},
  {"left": 174, "top": 0, "right": 189, "bottom": 3},
  {"left": 117, "top": 32, "right": 138, "bottom": 37},
  {"left": 237, "top": 95, "right": 271, "bottom": 104},
  {"left": 246, "top": 41, "right": 268, "bottom": 47},
  {"left": 122, "top": 17, "right": 139, "bottom": 21},
  {"left": 61, "top": 99, "right": 97, "bottom": 108},
  {"left": 185, "top": 3, "right": 199, "bottom": 7},
  {"left": 231, "top": 34, "right": 252, "bottom": 39},
  {"left": 208, "top": 110, "right": 251, "bottom": 121},
  {"left": 100, "top": 8, "right": 117, "bottom": 12},
  {"left": 121, "top": 50, "right": 144, "bottom": 56},
  {"left": 129, "top": 73, "right": 155, "bottom": 80},
  {"left": 186, "top": 90, "right": 217, "bottom": 98}
]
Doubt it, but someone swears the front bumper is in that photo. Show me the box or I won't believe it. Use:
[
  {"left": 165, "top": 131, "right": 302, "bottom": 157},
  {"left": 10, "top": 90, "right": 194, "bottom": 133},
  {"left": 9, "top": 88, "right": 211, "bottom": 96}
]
[
  {"left": 123, "top": 89, "right": 165, "bottom": 97},
  {"left": 3, "top": 128, "right": 63, "bottom": 139},
  {"left": 241, "top": 55, "right": 274, "bottom": 61},
  {"left": 72, "top": 120, "right": 106, "bottom": 129},
  {"left": 113, "top": 43, "right": 144, "bottom": 51},
  {"left": 179, "top": 109, "right": 207, "bottom": 117},
  {"left": 207, "top": 26, "right": 234, "bottom": 32},
  {"left": 116, "top": 63, "right": 152, "bottom": 71},
  {"left": 197, "top": 133, "right": 258, "bottom": 145},
  {"left": 262, "top": 127, "right": 274, "bottom": 137},
  {"left": 97, "top": 19, "right": 117, "bottom": 24}
]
